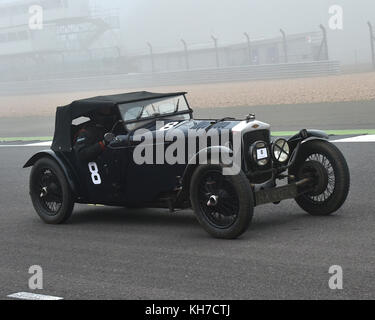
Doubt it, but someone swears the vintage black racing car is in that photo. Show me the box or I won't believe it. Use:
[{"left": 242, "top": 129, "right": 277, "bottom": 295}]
[{"left": 24, "top": 92, "right": 350, "bottom": 239}]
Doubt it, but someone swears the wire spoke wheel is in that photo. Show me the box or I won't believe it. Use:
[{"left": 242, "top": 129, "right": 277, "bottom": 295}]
[
  {"left": 289, "top": 140, "right": 350, "bottom": 216},
  {"left": 303, "top": 153, "right": 336, "bottom": 204},
  {"left": 30, "top": 157, "right": 74, "bottom": 224},
  {"left": 197, "top": 169, "right": 240, "bottom": 229},
  {"left": 190, "top": 164, "right": 254, "bottom": 239},
  {"left": 36, "top": 168, "right": 63, "bottom": 216}
]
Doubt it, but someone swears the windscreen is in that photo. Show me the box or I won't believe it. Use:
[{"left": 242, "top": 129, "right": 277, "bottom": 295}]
[{"left": 119, "top": 95, "right": 190, "bottom": 122}]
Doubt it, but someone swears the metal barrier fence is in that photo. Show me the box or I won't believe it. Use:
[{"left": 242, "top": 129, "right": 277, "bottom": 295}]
[{"left": 0, "top": 60, "right": 340, "bottom": 95}]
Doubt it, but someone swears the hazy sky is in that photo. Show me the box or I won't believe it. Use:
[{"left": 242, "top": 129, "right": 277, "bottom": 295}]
[{"left": 108, "top": 0, "right": 375, "bottom": 64}]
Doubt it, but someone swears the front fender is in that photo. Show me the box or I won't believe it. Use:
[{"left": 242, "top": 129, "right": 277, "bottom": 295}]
[
  {"left": 23, "top": 150, "right": 79, "bottom": 195},
  {"left": 286, "top": 129, "right": 329, "bottom": 168},
  {"left": 177, "top": 146, "right": 242, "bottom": 201},
  {"left": 288, "top": 129, "right": 329, "bottom": 149},
  {"left": 184, "top": 145, "right": 241, "bottom": 174}
]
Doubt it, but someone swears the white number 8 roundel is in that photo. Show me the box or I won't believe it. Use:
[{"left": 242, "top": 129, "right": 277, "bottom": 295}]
[{"left": 88, "top": 162, "right": 102, "bottom": 185}]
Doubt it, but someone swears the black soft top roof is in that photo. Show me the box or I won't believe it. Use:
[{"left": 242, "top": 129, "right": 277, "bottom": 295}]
[
  {"left": 67, "top": 91, "right": 187, "bottom": 118},
  {"left": 52, "top": 91, "right": 186, "bottom": 152}
]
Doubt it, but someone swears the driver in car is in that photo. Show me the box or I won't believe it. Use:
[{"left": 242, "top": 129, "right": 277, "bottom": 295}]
[{"left": 73, "top": 107, "right": 117, "bottom": 162}]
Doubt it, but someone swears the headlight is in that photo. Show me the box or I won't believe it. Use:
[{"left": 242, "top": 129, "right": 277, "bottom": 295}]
[
  {"left": 272, "top": 138, "right": 290, "bottom": 163},
  {"left": 250, "top": 141, "right": 269, "bottom": 166}
]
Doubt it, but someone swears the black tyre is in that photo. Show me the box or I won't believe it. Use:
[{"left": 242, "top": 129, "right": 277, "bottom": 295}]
[
  {"left": 190, "top": 164, "right": 254, "bottom": 239},
  {"left": 30, "top": 157, "right": 74, "bottom": 224},
  {"left": 289, "top": 140, "right": 350, "bottom": 216}
]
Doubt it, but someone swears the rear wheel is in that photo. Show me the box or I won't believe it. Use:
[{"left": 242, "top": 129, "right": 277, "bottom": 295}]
[
  {"left": 30, "top": 157, "right": 74, "bottom": 224},
  {"left": 190, "top": 165, "right": 254, "bottom": 239},
  {"left": 290, "top": 140, "right": 350, "bottom": 216}
]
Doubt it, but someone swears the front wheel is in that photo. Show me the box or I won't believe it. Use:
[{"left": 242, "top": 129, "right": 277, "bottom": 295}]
[
  {"left": 190, "top": 164, "right": 254, "bottom": 239},
  {"left": 30, "top": 157, "right": 74, "bottom": 224},
  {"left": 290, "top": 140, "right": 350, "bottom": 216}
]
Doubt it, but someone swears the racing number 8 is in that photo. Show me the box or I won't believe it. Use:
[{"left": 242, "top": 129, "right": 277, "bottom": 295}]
[{"left": 88, "top": 162, "right": 102, "bottom": 185}]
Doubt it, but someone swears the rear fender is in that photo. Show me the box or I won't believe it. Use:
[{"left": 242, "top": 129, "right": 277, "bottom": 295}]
[{"left": 23, "top": 150, "right": 79, "bottom": 195}]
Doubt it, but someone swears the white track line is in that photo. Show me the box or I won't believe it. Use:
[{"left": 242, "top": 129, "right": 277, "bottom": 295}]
[
  {"left": 7, "top": 292, "right": 63, "bottom": 300},
  {"left": 26, "top": 141, "right": 52, "bottom": 147},
  {"left": 0, "top": 141, "right": 52, "bottom": 147},
  {"left": 332, "top": 134, "right": 375, "bottom": 143},
  {"left": 0, "top": 135, "right": 374, "bottom": 148}
]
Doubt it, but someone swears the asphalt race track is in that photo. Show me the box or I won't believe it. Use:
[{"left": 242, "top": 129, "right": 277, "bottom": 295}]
[{"left": 0, "top": 101, "right": 374, "bottom": 300}]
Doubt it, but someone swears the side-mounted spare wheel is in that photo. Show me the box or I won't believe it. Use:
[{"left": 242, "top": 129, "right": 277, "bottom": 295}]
[
  {"left": 30, "top": 157, "right": 74, "bottom": 224},
  {"left": 190, "top": 164, "right": 254, "bottom": 239},
  {"left": 289, "top": 140, "right": 350, "bottom": 216}
]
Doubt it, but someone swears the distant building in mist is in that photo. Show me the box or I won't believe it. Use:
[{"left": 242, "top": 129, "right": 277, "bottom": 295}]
[
  {"left": 0, "top": 0, "right": 332, "bottom": 81},
  {"left": 0, "top": 0, "right": 121, "bottom": 80},
  {"left": 130, "top": 32, "right": 326, "bottom": 73}
]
